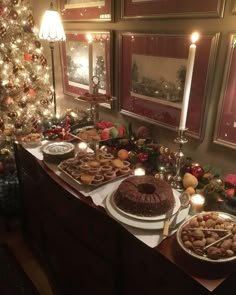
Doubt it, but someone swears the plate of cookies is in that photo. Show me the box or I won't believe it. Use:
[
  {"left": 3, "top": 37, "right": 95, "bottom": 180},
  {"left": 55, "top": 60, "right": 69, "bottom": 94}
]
[
  {"left": 176, "top": 211, "right": 236, "bottom": 263},
  {"left": 58, "top": 151, "right": 132, "bottom": 187}
]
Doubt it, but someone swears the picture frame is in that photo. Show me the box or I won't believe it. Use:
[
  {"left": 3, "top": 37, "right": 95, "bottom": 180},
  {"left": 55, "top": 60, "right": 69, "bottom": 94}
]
[
  {"left": 232, "top": 0, "right": 236, "bottom": 14},
  {"left": 121, "top": 0, "right": 225, "bottom": 19},
  {"left": 59, "top": 0, "right": 113, "bottom": 22},
  {"left": 214, "top": 34, "right": 236, "bottom": 150},
  {"left": 60, "top": 31, "right": 112, "bottom": 100},
  {"left": 119, "top": 32, "right": 219, "bottom": 139}
]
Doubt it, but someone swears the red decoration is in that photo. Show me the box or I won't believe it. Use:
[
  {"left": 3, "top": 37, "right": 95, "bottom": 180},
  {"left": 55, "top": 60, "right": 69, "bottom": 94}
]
[
  {"left": 137, "top": 152, "right": 148, "bottom": 162},
  {"left": 28, "top": 89, "right": 36, "bottom": 96},
  {"left": 190, "top": 163, "right": 204, "bottom": 179},
  {"left": 24, "top": 52, "right": 32, "bottom": 61}
]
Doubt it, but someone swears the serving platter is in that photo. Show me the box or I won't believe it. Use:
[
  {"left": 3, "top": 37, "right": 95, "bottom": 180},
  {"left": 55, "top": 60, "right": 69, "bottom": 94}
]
[
  {"left": 58, "top": 161, "right": 131, "bottom": 187},
  {"left": 176, "top": 211, "right": 236, "bottom": 263},
  {"left": 105, "top": 191, "right": 189, "bottom": 230},
  {"left": 114, "top": 189, "right": 181, "bottom": 221}
]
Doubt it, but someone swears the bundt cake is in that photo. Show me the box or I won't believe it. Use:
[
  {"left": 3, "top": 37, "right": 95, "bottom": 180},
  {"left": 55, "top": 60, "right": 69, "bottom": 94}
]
[{"left": 114, "top": 175, "right": 175, "bottom": 217}]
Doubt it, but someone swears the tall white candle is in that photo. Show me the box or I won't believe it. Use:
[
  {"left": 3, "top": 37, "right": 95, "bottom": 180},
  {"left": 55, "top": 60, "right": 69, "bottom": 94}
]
[
  {"left": 86, "top": 33, "right": 93, "bottom": 94},
  {"left": 179, "top": 32, "right": 199, "bottom": 130}
]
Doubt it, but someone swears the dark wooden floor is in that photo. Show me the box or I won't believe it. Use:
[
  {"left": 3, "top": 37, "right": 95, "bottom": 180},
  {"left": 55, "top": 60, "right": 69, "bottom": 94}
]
[{"left": 0, "top": 217, "right": 54, "bottom": 295}]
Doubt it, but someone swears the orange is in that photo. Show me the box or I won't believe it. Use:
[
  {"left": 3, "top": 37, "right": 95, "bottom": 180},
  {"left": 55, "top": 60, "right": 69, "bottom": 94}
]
[{"left": 117, "top": 149, "right": 129, "bottom": 161}]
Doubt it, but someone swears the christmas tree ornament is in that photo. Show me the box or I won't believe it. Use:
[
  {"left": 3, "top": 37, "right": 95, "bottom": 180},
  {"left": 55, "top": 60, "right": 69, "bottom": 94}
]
[
  {"left": 32, "top": 54, "right": 39, "bottom": 61},
  {"left": 24, "top": 52, "right": 32, "bottom": 61},
  {"left": 128, "top": 150, "right": 136, "bottom": 161},
  {"left": 40, "top": 54, "right": 47, "bottom": 67},
  {"left": 7, "top": 111, "right": 17, "bottom": 119},
  {"left": 0, "top": 23, "right": 7, "bottom": 38},
  {"left": 35, "top": 40, "right": 41, "bottom": 48},
  {"left": 10, "top": 10, "right": 18, "bottom": 20},
  {"left": 14, "top": 120, "right": 22, "bottom": 129},
  {"left": 13, "top": 65, "right": 19, "bottom": 74},
  {"left": 27, "top": 14, "right": 34, "bottom": 28},
  {"left": 28, "top": 88, "right": 36, "bottom": 96},
  {"left": 23, "top": 84, "right": 29, "bottom": 93},
  {"left": 30, "top": 73, "right": 37, "bottom": 82},
  {"left": 4, "top": 96, "right": 14, "bottom": 105},
  {"left": 40, "top": 98, "right": 49, "bottom": 106},
  {"left": 3, "top": 55, "right": 10, "bottom": 63},
  {"left": 137, "top": 152, "right": 148, "bottom": 162},
  {"left": 190, "top": 163, "right": 204, "bottom": 179},
  {"left": 0, "top": 6, "right": 4, "bottom": 16},
  {"left": 0, "top": 117, "right": 4, "bottom": 128},
  {"left": 18, "top": 100, "right": 27, "bottom": 108}
]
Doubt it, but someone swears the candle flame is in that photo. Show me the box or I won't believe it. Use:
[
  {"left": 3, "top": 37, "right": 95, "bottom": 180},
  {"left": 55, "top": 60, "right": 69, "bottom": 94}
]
[
  {"left": 86, "top": 33, "right": 93, "bottom": 43},
  {"left": 191, "top": 32, "right": 199, "bottom": 44}
]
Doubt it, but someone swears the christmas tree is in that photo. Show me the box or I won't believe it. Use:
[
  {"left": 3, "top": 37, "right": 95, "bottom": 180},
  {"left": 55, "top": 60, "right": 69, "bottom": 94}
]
[{"left": 0, "top": 0, "right": 53, "bottom": 176}]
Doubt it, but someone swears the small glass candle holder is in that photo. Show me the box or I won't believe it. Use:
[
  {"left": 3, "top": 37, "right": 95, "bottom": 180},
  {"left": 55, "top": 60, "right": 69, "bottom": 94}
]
[
  {"left": 134, "top": 167, "right": 146, "bottom": 176},
  {"left": 190, "top": 194, "right": 205, "bottom": 215},
  {"left": 78, "top": 142, "right": 88, "bottom": 153}
]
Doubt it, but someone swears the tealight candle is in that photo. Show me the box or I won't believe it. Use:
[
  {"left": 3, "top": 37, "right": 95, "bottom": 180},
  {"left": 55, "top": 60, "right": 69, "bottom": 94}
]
[
  {"left": 78, "top": 142, "right": 88, "bottom": 152},
  {"left": 134, "top": 167, "right": 145, "bottom": 176},
  {"left": 190, "top": 194, "right": 205, "bottom": 214}
]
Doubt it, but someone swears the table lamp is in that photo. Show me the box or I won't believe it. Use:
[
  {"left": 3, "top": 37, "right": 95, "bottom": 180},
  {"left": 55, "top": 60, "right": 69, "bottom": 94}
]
[{"left": 39, "top": 2, "right": 66, "bottom": 115}]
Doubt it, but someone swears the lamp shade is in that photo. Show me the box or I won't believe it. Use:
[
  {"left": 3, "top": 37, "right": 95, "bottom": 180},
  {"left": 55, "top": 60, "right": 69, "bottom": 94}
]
[{"left": 39, "top": 9, "right": 66, "bottom": 41}]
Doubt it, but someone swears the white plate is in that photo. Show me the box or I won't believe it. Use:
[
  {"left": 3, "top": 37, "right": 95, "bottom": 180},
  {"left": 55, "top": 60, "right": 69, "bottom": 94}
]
[
  {"left": 114, "top": 189, "right": 181, "bottom": 221},
  {"left": 105, "top": 191, "right": 189, "bottom": 230}
]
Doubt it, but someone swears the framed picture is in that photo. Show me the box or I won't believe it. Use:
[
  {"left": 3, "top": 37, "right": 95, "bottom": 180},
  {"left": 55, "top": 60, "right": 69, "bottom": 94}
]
[
  {"left": 119, "top": 32, "right": 219, "bottom": 139},
  {"left": 61, "top": 31, "right": 112, "bottom": 99},
  {"left": 232, "top": 1, "right": 236, "bottom": 14},
  {"left": 214, "top": 34, "right": 236, "bottom": 149},
  {"left": 121, "top": 0, "right": 225, "bottom": 19},
  {"left": 59, "top": 0, "right": 113, "bottom": 22}
]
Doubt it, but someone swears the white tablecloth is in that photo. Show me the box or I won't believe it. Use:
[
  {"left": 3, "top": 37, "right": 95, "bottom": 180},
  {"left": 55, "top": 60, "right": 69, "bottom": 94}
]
[{"left": 25, "top": 141, "right": 189, "bottom": 248}]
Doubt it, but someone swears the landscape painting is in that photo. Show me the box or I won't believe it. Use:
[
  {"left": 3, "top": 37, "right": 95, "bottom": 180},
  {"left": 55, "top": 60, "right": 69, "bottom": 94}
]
[{"left": 131, "top": 54, "right": 187, "bottom": 108}]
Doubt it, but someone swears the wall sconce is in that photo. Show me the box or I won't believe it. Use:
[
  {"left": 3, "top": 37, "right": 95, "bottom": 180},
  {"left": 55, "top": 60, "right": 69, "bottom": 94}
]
[{"left": 39, "top": 2, "right": 66, "bottom": 116}]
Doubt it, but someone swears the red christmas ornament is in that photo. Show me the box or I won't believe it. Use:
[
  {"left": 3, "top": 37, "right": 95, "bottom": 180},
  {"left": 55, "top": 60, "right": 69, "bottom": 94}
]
[
  {"left": 0, "top": 6, "right": 5, "bottom": 16},
  {"left": 190, "top": 163, "right": 204, "bottom": 179},
  {"left": 4, "top": 96, "right": 14, "bottom": 105},
  {"left": 137, "top": 152, "right": 148, "bottom": 162},
  {"left": 24, "top": 52, "right": 32, "bottom": 61},
  {"left": 28, "top": 89, "right": 36, "bottom": 96}
]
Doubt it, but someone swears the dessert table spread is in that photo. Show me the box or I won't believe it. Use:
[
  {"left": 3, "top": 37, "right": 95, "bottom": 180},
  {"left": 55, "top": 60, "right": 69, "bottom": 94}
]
[
  {"left": 22, "top": 141, "right": 236, "bottom": 294},
  {"left": 24, "top": 140, "right": 189, "bottom": 248}
]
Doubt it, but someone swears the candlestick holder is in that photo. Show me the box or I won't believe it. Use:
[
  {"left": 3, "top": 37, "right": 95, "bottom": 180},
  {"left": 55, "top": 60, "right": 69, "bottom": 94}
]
[{"left": 170, "top": 128, "right": 188, "bottom": 191}]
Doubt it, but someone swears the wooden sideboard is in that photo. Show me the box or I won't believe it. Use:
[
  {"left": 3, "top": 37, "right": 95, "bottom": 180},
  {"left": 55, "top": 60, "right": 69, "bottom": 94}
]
[{"left": 14, "top": 143, "right": 236, "bottom": 295}]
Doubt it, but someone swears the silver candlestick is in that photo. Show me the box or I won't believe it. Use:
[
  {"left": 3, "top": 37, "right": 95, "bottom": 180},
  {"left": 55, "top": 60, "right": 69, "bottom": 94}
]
[{"left": 170, "top": 129, "right": 188, "bottom": 191}]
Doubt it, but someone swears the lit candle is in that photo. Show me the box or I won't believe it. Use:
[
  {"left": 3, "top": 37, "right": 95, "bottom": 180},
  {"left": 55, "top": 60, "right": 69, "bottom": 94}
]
[
  {"left": 78, "top": 142, "right": 88, "bottom": 152},
  {"left": 134, "top": 167, "right": 146, "bottom": 176},
  {"left": 179, "top": 32, "right": 199, "bottom": 130},
  {"left": 86, "top": 33, "right": 93, "bottom": 94},
  {"left": 190, "top": 193, "right": 205, "bottom": 214}
]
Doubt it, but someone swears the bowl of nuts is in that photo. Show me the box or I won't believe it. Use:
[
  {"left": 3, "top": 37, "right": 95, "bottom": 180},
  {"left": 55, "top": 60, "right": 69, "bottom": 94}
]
[{"left": 176, "top": 211, "right": 236, "bottom": 263}]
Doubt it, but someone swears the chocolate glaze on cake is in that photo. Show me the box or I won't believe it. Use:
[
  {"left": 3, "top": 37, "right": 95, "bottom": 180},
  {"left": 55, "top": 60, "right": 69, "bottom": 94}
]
[{"left": 114, "top": 175, "right": 175, "bottom": 217}]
